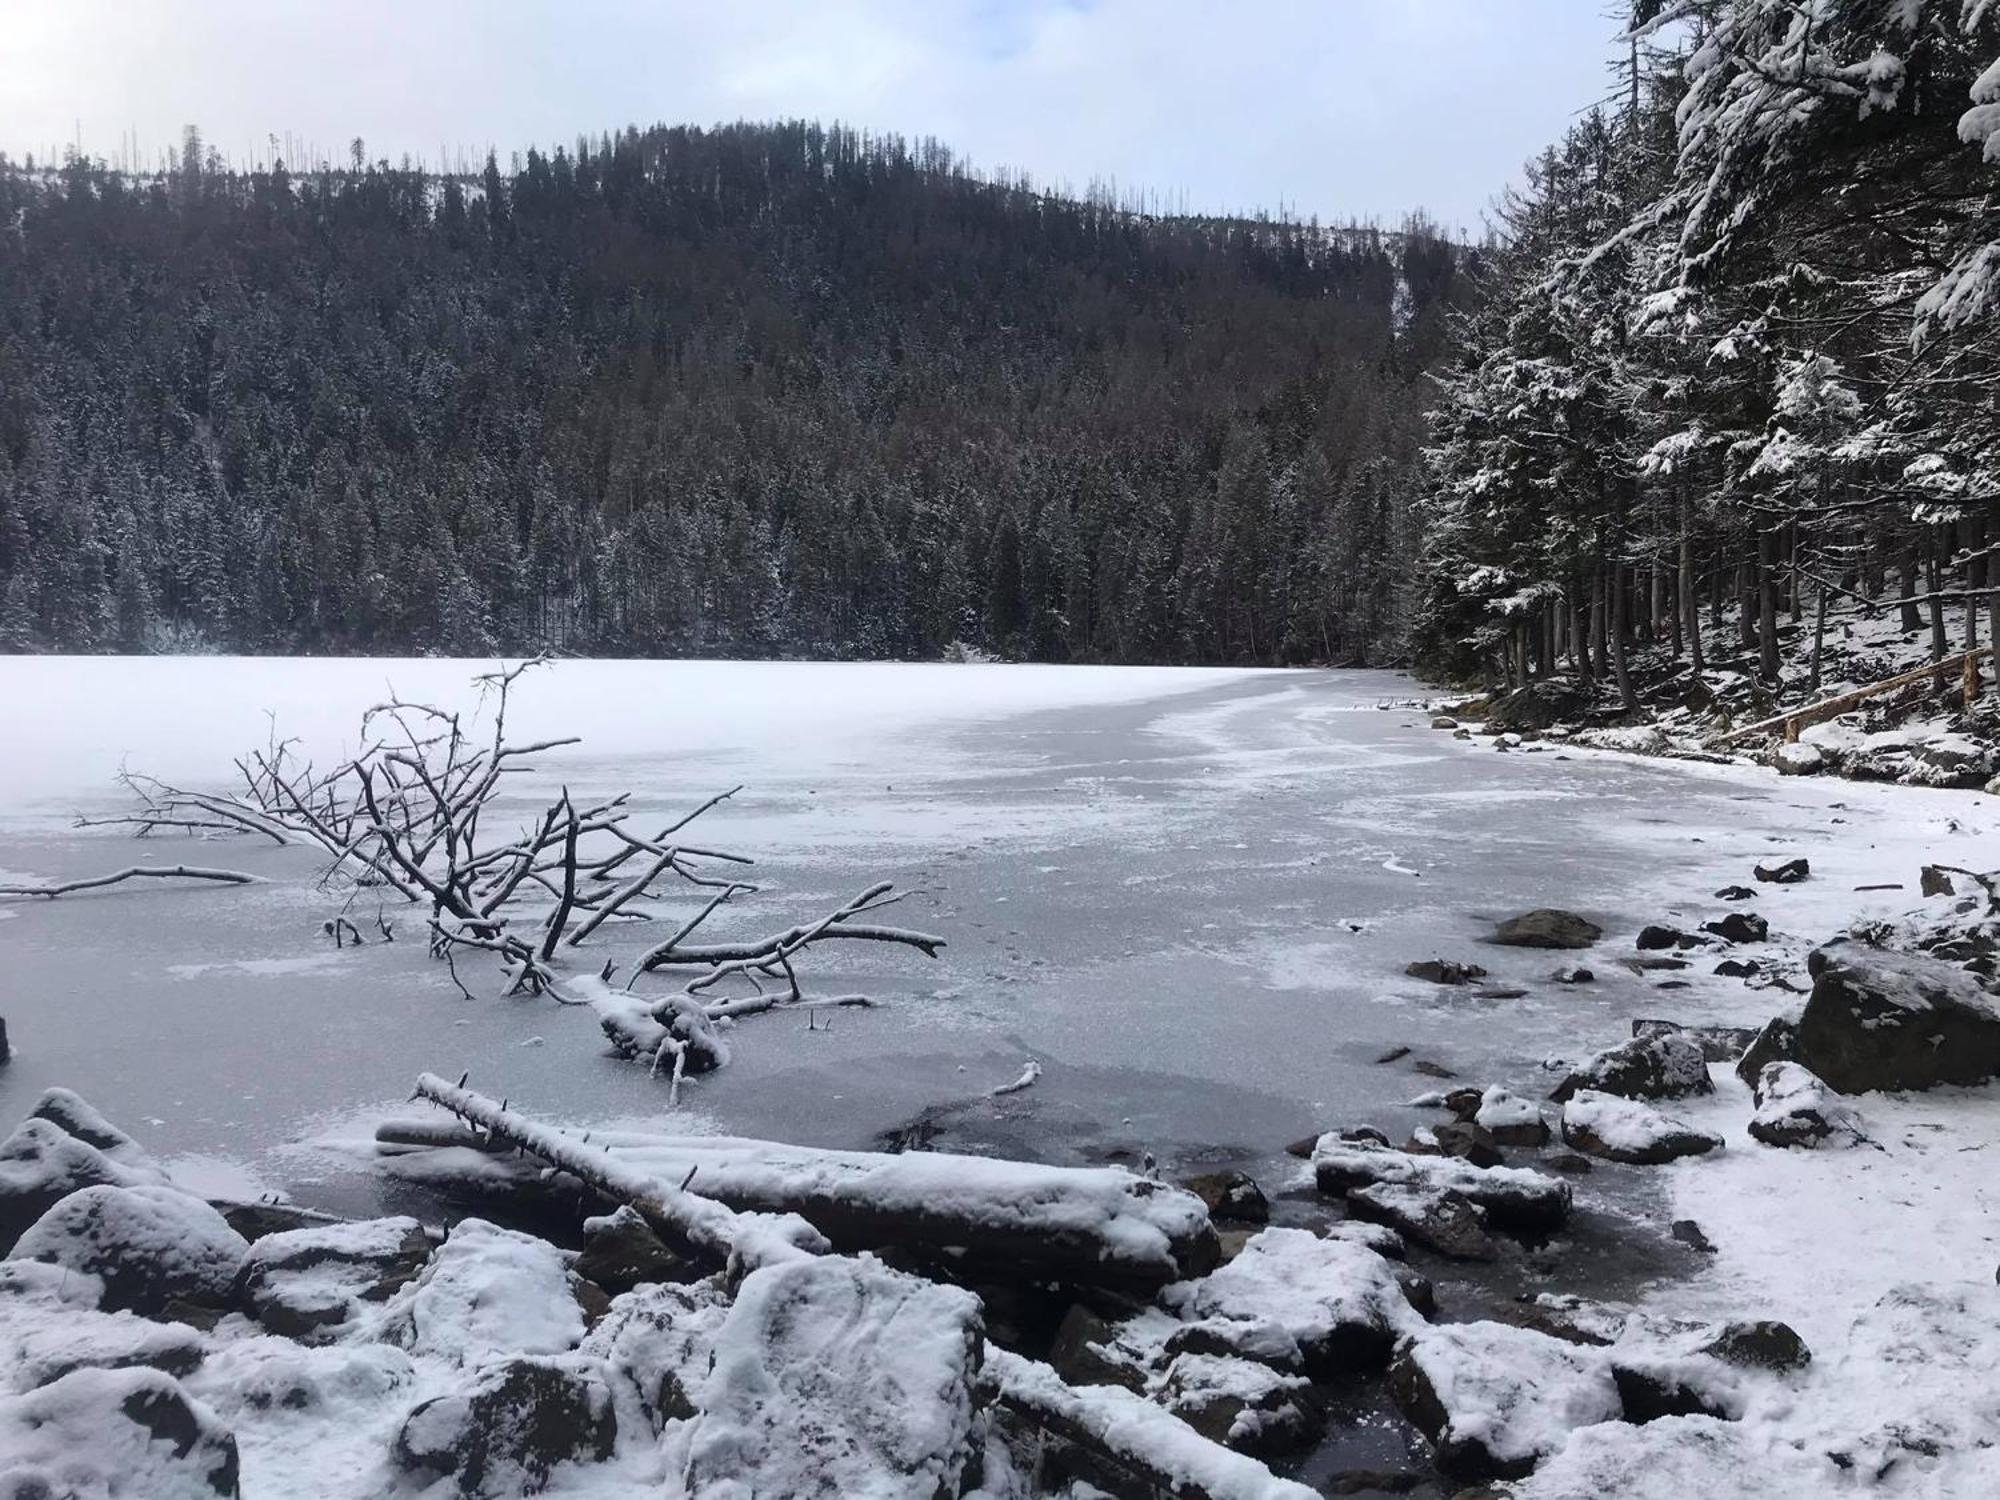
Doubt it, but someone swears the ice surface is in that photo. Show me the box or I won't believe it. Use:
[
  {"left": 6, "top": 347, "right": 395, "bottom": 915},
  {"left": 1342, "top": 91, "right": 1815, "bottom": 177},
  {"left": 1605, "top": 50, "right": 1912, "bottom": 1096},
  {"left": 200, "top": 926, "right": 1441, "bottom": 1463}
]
[{"left": 6, "top": 657, "right": 1999, "bottom": 1217}]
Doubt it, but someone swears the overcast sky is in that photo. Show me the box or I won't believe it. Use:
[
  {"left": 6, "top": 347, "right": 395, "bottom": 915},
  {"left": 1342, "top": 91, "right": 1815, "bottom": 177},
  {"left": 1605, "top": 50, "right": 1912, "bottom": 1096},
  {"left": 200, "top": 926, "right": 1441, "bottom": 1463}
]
[{"left": 3, "top": 1, "right": 1622, "bottom": 235}]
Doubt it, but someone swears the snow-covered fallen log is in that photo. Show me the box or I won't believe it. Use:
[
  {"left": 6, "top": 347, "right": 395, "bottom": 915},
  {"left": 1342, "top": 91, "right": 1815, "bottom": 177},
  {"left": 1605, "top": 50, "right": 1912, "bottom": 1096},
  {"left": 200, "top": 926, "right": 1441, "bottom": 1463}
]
[
  {"left": 405, "top": 1076, "right": 1218, "bottom": 1289},
  {"left": 987, "top": 1348, "right": 1319, "bottom": 1500},
  {"left": 411, "top": 1073, "right": 826, "bottom": 1275}
]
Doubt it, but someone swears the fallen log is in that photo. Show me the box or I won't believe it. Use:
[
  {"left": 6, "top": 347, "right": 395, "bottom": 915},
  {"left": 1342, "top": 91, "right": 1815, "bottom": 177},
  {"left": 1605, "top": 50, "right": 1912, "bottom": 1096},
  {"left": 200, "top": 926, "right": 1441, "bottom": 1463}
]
[
  {"left": 392, "top": 1095, "right": 1217, "bottom": 1290},
  {"left": 1710, "top": 648, "right": 1981, "bottom": 747},
  {"left": 412, "top": 1072, "right": 825, "bottom": 1274}
]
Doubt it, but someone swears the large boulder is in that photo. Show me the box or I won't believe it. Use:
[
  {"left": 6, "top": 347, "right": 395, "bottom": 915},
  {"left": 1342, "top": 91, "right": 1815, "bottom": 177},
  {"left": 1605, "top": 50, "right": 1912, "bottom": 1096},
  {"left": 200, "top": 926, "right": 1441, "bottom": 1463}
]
[
  {"left": 0, "top": 1366, "right": 240, "bottom": 1498},
  {"left": 684, "top": 1255, "right": 987, "bottom": 1500},
  {"left": 1732, "top": 1015, "right": 1798, "bottom": 1087},
  {"left": 1748, "top": 1062, "right": 1865, "bottom": 1148},
  {"left": 383, "top": 1218, "right": 596, "bottom": 1366},
  {"left": 1186, "top": 1227, "right": 1420, "bottom": 1376},
  {"left": 1550, "top": 1032, "right": 1714, "bottom": 1104},
  {"left": 10, "top": 1184, "right": 247, "bottom": 1317},
  {"left": 0, "top": 1119, "right": 148, "bottom": 1255},
  {"left": 1793, "top": 941, "right": 2000, "bottom": 1092},
  {"left": 233, "top": 1215, "right": 434, "bottom": 1338},
  {"left": 394, "top": 1355, "right": 616, "bottom": 1498},
  {"left": 1560, "top": 1091, "right": 1724, "bottom": 1166},
  {"left": 1492, "top": 910, "right": 1602, "bottom": 950},
  {"left": 1488, "top": 682, "right": 1589, "bottom": 733},
  {"left": 1388, "top": 1321, "right": 1621, "bottom": 1481},
  {"left": 1312, "top": 1137, "right": 1572, "bottom": 1232}
]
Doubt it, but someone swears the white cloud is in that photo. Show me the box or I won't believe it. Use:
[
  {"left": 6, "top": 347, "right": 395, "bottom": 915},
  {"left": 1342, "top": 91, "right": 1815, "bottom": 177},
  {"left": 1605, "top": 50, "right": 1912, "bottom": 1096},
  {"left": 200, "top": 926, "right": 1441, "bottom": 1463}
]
[{"left": 0, "top": 0, "right": 1617, "bottom": 232}]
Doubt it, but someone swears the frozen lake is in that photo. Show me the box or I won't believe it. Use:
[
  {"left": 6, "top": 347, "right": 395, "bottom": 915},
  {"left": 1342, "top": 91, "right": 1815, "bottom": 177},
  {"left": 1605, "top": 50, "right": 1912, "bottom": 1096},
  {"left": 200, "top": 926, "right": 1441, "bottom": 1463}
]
[{"left": 4, "top": 656, "right": 1996, "bottom": 1219}]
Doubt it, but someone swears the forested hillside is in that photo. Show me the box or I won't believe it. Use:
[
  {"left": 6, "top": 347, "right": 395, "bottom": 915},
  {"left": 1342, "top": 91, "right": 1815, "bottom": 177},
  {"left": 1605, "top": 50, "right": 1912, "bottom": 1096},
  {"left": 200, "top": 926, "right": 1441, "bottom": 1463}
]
[
  {"left": 1416, "top": 0, "right": 2000, "bottom": 708},
  {"left": 0, "top": 122, "right": 1462, "bottom": 661}
]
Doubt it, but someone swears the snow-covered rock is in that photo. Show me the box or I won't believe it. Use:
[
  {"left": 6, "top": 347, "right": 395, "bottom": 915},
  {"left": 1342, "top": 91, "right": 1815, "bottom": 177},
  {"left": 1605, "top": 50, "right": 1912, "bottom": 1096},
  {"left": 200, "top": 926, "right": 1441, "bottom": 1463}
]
[
  {"left": 0, "top": 1117, "right": 150, "bottom": 1254},
  {"left": 1550, "top": 1031, "right": 1714, "bottom": 1103},
  {"left": 394, "top": 1354, "right": 617, "bottom": 1498},
  {"left": 1774, "top": 741, "right": 1824, "bottom": 776},
  {"left": 1794, "top": 939, "right": 2000, "bottom": 1092},
  {"left": 1748, "top": 1062, "right": 1865, "bottom": 1148},
  {"left": 383, "top": 1217, "right": 596, "bottom": 1366},
  {"left": 188, "top": 1335, "right": 416, "bottom": 1429},
  {"left": 233, "top": 1214, "right": 434, "bottom": 1338},
  {"left": 0, "top": 1366, "right": 241, "bottom": 1498},
  {"left": 1185, "top": 1226, "right": 1420, "bottom": 1376},
  {"left": 580, "top": 1279, "right": 730, "bottom": 1428},
  {"left": 684, "top": 1254, "right": 987, "bottom": 1500},
  {"left": 1474, "top": 1086, "right": 1552, "bottom": 1146},
  {"left": 1311, "top": 1136, "right": 1572, "bottom": 1231},
  {"left": 574, "top": 1203, "right": 694, "bottom": 1295},
  {"left": 1560, "top": 1091, "right": 1724, "bottom": 1166},
  {"left": 1181, "top": 1169, "right": 1270, "bottom": 1224},
  {"left": 6, "top": 1305, "right": 206, "bottom": 1390},
  {"left": 1388, "top": 1320, "right": 1622, "bottom": 1481},
  {"left": 1156, "top": 1350, "right": 1316, "bottom": 1454},
  {"left": 10, "top": 1183, "right": 247, "bottom": 1316},
  {"left": 1345, "top": 1182, "right": 1497, "bottom": 1262}
]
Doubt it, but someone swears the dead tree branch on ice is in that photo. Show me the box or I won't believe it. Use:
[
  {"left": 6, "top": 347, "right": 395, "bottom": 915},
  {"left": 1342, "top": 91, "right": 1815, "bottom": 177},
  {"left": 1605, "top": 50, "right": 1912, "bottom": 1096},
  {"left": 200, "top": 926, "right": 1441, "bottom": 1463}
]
[
  {"left": 0, "top": 865, "right": 257, "bottom": 898},
  {"left": 104, "top": 660, "right": 943, "bottom": 1087}
]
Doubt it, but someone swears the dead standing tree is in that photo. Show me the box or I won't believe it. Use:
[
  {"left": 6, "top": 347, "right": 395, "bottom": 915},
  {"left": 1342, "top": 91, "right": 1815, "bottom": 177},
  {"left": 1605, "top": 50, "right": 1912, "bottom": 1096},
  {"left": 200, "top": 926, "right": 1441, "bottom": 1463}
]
[{"left": 104, "top": 661, "right": 944, "bottom": 1095}]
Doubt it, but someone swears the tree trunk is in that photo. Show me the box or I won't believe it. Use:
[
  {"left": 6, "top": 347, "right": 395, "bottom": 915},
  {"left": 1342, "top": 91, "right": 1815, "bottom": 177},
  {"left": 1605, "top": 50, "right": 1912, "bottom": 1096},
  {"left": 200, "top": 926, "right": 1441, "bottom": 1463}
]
[
  {"left": 1757, "top": 528, "right": 1781, "bottom": 684},
  {"left": 1808, "top": 584, "right": 1828, "bottom": 693},
  {"left": 1680, "top": 495, "right": 1704, "bottom": 676},
  {"left": 1610, "top": 559, "right": 1637, "bottom": 712},
  {"left": 1899, "top": 548, "right": 1922, "bottom": 633}
]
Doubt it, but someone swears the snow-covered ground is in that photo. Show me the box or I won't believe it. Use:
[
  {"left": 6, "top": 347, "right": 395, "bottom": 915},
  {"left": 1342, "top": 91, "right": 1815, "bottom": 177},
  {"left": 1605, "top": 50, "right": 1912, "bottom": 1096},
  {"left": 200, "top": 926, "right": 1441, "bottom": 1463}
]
[{"left": 5, "top": 655, "right": 2000, "bottom": 1493}]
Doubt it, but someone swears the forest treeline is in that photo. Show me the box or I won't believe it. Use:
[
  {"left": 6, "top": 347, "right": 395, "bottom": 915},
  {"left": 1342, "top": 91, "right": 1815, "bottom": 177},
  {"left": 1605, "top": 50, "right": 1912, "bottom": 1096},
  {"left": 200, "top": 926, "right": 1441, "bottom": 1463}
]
[
  {"left": 0, "top": 121, "right": 1463, "bottom": 661},
  {"left": 1415, "top": 0, "right": 2000, "bottom": 700}
]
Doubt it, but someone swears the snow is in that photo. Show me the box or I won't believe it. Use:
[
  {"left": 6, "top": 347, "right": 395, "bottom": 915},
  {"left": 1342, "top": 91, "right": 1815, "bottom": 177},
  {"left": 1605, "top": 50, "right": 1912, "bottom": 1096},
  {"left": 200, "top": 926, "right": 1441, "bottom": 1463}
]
[{"left": 1562, "top": 1064, "right": 2000, "bottom": 1497}]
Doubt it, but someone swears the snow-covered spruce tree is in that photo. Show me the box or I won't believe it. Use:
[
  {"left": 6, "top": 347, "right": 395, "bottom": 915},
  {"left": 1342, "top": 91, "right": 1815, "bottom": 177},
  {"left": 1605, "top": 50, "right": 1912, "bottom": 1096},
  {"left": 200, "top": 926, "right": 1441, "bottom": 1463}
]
[{"left": 1415, "top": 0, "right": 2000, "bottom": 707}]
